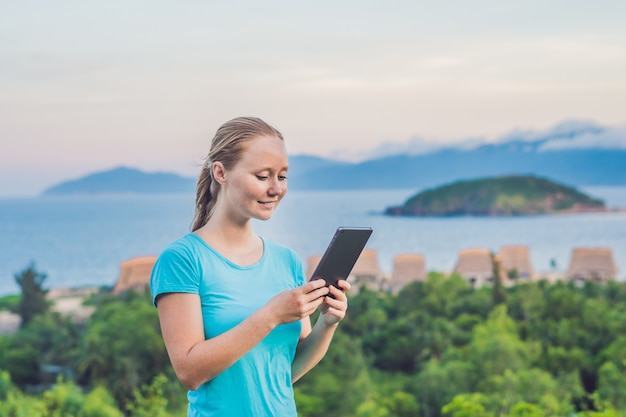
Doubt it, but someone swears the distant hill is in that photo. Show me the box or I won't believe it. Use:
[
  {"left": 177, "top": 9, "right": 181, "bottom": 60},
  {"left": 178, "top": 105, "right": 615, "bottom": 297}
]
[
  {"left": 40, "top": 157, "right": 352, "bottom": 196},
  {"left": 41, "top": 166, "right": 195, "bottom": 196},
  {"left": 40, "top": 121, "right": 626, "bottom": 195},
  {"left": 288, "top": 122, "right": 626, "bottom": 190},
  {"left": 384, "top": 175, "right": 606, "bottom": 217},
  {"left": 287, "top": 145, "right": 626, "bottom": 191}
]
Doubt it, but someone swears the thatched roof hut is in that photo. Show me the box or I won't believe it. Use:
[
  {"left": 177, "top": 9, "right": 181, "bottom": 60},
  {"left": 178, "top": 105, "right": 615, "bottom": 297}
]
[
  {"left": 112, "top": 255, "right": 157, "bottom": 295},
  {"left": 498, "top": 245, "right": 534, "bottom": 281},
  {"left": 306, "top": 255, "right": 322, "bottom": 280},
  {"left": 566, "top": 247, "right": 618, "bottom": 283},
  {"left": 389, "top": 253, "right": 426, "bottom": 293},
  {"left": 454, "top": 248, "right": 495, "bottom": 287}
]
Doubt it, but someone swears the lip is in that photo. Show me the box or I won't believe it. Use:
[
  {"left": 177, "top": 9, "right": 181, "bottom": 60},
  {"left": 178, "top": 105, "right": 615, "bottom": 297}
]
[{"left": 258, "top": 200, "right": 278, "bottom": 206}]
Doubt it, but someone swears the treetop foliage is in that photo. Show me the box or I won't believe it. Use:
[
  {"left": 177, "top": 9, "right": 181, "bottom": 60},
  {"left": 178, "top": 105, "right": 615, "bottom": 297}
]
[{"left": 2, "top": 265, "right": 626, "bottom": 416}]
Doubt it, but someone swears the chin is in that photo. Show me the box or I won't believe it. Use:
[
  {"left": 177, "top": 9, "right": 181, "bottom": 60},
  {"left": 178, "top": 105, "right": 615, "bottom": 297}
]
[{"left": 252, "top": 211, "right": 275, "bottom": 221}]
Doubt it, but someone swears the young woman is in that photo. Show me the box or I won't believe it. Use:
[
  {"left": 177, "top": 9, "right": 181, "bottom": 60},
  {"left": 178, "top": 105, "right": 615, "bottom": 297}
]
[{"left": 150, "top": 116, "right": 350, "bottom": 416}]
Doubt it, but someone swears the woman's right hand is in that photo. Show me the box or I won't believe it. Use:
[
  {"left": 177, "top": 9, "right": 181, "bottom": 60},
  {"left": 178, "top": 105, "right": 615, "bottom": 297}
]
[{"left": 264, "top": 279, "right": 329, "bottom": 325}]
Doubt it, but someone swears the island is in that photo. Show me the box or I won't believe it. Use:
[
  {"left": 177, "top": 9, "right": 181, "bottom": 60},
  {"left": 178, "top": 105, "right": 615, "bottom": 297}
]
[
  {"left": 384, "top": 175, "right": 606, "bottom": 217},
  {"left": 41, "top": 166, "right": 196, "bottom": 196}
]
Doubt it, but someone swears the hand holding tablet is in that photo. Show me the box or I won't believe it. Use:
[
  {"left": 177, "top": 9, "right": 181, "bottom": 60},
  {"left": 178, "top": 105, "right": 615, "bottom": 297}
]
[{"left": 309, "top": 226, "right": 373, "bottom": 288}]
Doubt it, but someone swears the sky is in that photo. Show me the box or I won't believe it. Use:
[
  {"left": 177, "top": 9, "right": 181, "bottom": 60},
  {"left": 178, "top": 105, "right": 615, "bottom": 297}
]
[{"left": 2, "top": 0, "right": 626, "bottom": 197}]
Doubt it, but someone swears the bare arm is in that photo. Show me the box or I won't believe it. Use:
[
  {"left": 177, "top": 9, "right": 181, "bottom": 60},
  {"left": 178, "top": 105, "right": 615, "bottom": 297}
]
[
  {"left": 292, "top": 280, "right": 351, "bottom": 382},
  {"left": 157, "top": 279, "right": 329, "bottom": 390}
]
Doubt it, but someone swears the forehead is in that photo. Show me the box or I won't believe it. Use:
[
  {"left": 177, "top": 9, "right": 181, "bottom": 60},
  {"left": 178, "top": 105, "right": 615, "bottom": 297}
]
[{"left": 238, "top": 135, "right": 288, "bottom": 169}]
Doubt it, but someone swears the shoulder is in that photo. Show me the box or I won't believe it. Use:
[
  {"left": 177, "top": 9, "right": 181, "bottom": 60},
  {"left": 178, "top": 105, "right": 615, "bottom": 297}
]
[
  {"left": 262, "top": 238, "right": 301, "bottom": 263},
  {"left": 150, "top": 234, "right": 205, "bottom": 304},
  {"left": 159, "top": 233, "right": 204, "bottom": 260},
  {"left": 152, "top": 234, "right": 208, "bottom": 279}
]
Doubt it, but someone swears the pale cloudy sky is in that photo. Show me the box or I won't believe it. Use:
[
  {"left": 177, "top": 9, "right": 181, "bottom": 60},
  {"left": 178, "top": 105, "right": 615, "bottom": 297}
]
[{"left": 1, "top": 0, "right": 626, "bottom": 196}]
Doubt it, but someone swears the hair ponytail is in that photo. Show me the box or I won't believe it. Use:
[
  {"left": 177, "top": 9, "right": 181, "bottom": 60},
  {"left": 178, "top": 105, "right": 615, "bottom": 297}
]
[{"left": 191, "top": 161, "right": 218, "bottom": 231}]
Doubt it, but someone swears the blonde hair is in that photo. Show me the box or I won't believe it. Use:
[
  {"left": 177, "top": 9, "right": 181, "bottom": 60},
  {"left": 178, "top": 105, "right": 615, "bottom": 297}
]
[{"left": 191, "top": 116, "right": 284, "bottom": 231}]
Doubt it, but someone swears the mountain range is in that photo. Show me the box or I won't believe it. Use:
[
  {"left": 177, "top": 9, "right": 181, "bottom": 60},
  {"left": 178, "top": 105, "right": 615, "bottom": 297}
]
[{"left": 41, "top": 121, "right": 626, "bottom": 195}]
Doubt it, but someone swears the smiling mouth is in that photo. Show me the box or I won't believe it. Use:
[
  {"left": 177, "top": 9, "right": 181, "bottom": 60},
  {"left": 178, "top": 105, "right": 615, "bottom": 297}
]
[{"left": 259, "top": 200, "right": 277, "bottom": 206}]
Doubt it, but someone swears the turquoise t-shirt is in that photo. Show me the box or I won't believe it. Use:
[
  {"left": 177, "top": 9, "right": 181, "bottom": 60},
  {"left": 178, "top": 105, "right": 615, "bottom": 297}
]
[{"left": 150, "top": 233, "right": 305, "bottom": 417}]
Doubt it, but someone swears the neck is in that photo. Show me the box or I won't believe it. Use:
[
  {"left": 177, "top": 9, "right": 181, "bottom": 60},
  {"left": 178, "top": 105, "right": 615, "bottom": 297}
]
[
  {"left": 197, "top": 209, "right": 255, "bottom": 244},
  {"left": 194, "top": 213, "right": 263, "bottom": 266}
]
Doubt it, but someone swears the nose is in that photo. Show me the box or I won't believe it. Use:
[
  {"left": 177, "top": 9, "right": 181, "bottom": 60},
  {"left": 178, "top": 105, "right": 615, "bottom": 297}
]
[{"left": 268, "top": 177, "right": 284, "bottom": 196}]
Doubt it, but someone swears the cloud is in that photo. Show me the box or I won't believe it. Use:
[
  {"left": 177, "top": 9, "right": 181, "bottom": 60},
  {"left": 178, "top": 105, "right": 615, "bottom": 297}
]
[
  {"left": 538, "top": 124, "right": 626, "bottom": 151},
  {"left": 329, "top": 135, "right": 487, "bottom": 162},
  {"left": 494, "top": 119, "right": 604, "bottom": 143},
  {"left": 331, "top": 119, "right": 626, "bottom": 161}
]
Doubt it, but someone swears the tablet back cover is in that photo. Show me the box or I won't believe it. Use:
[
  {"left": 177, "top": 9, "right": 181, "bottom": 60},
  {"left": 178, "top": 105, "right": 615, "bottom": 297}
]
[{"left": 310, "top": 227, "right": 373, "bottom": 286}]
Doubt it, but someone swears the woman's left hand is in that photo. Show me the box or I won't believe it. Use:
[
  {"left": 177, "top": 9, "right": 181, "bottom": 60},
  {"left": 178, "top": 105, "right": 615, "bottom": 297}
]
[{"left": 319, "top": 279, "right": 351, "bottom": 325}]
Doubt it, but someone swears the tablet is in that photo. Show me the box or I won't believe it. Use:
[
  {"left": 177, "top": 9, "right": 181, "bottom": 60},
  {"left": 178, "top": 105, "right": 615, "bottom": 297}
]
[{"left": 309, "top": 226, "right": 373, "bottom": 288}]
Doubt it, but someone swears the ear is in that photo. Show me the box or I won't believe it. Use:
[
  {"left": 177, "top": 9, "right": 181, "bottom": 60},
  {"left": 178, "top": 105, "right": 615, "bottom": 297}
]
[{"left": 211, "top": 162, "right": 227, "bottom": 185}]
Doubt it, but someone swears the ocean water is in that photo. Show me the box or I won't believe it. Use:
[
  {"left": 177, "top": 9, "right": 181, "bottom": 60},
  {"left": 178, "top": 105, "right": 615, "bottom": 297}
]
[{"left": 1, "top": 187, "right": 625, "bottom": 296}]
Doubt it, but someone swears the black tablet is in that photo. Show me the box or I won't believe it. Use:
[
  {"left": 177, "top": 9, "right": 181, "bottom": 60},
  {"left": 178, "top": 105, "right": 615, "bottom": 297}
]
[{"left": 309, "top": 226, "right": 373, "bottom": 287}]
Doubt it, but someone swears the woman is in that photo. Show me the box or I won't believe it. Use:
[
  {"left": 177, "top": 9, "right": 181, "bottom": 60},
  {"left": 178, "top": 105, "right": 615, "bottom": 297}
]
[{"left": 150, "top": 116, "right": 350, "bottom": 416}]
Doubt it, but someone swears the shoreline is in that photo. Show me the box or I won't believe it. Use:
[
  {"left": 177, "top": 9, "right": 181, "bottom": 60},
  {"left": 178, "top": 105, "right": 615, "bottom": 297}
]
[{"left": 384, "top": 205, "right": 626, "bottom": 218}]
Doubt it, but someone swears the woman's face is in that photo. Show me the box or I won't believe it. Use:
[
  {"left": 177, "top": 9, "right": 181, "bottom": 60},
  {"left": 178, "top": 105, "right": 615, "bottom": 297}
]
[{"left": 220, "top": 135, "right": 289, "bottom": 223}]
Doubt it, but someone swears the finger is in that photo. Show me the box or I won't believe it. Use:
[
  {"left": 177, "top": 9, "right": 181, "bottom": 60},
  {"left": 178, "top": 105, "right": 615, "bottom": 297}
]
[
  {"left": 302, "top": 280, "right": 329, "bottom": 298},
  {"left": 324, "top": 292, "right": 347, "bottom": 311},
  {"left": 328, "top": 284, "right": 347, "bottom": 301},
  {"left": 304, "top": 296, "right": 326, "bottom": 316},
  {"left": 335, "top": 279, "right": 351, "bottom": 292},
  {"left": 308, "top": 286, "right": 330, "bottom": 301},
  {"left": 305, "top": 279, "right": 328, "bottom": 291},
  {"left": 324, "top": 298, "right": 347, "bottom": 313}
]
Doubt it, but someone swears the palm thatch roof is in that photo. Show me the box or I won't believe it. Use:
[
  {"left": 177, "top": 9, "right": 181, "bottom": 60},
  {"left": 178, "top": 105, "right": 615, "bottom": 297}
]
[
  {"left": 454, "top": 248, "right": 495, "bottom": 286},
  {"left": 498, "top": 245, "right": 534, "bottom": 280},
  {"left": 112, "top": 255, "right": 157, "bottom": 295},
  {"left": 566, "top": 247, "right": 618, "bottom": 282},
  {"left": 389, "top": 253, "right": 426, "bottom": 292}
]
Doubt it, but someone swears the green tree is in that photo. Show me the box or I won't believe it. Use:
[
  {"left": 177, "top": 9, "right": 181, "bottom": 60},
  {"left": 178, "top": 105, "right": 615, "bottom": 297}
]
[
  {"left": 41, "top": 377, "right": 86, "bottom": 417},
  {"left": 596, "top": 361, "right": 626, "bottom": 412},
  {"left": 14, "top": 262, "right": 50, "bottom": 327},
  {"left": 464, "top": 305, "right": 537, "bottom": 383},
  {"left": 414, "top": 360, "right": 475, "bottom": 417},
  {"left": 126, "top": 374, "right": 170, "bottom": 417},
  {"left": 442, "top": 393, "right": 493, "bottom": 417},
  {"left": 77, "top": 291, "right": 169, "bottom": 411},
  {"left": 506, "top": 402, "right": 546, "bottom": 417},
  {"left": 81, "top": 385, "right": 125, "bottom": 417},
  {"left": 480, "top": 369, "right": 573, "bottom": 416},
  {"left": 491, "top": 254, "right": 507, "bottom": 306},
  {"left": 295, "top": 330, "right": 371, "bottom": 417},
  {"left": 2, "top": 309, "right": 79, "bottom": 388},
  {"left": 356, "top": 391, "right": 419, "bottom": 417}
]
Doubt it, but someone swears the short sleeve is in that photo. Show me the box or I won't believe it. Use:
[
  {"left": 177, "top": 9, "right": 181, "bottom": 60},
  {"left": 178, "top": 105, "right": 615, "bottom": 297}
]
[
  {"left": 149, "top": 242, "right": 200, "bottom": 307},
  {"left": 290, "top": 248, "right": 306, "bottom": 287}
]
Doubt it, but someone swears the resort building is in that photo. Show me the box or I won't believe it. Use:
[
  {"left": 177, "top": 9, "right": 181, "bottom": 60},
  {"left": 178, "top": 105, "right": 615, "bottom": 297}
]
[
  {"left": 350, "top": 249, "right": 385, "bottom": 291},
  {"left": 388, "top": 253, "right": 426, "bottom": 293},
  {"left": 0, "top": 311, "right": 20, "bottom": 335},
  {"left": 306, "top": 255, "right": 322, "bottom": 280},
  {"left": 454, "top": 248, "right": 496, "bottom": 287},
  {"left": 112, "top": 255, "right": 157, "bottom": 295},
  {"left": 47, "top": 287, "right": 98, "bottom": 321},
  {"left": 565, "top": 247, "right": 619, "bottom": 283},
  {"left": 498, "top": 245, "right": 534, "bottom": 282}
]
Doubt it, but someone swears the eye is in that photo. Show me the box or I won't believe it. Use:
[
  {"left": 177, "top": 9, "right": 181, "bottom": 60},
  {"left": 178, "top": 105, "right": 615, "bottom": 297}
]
[
  {"left": 256, "top": 175, "right": 269, "bottom": 180},
  {"left": 278, "top": 175, "right": 288, "bottom": 181}
]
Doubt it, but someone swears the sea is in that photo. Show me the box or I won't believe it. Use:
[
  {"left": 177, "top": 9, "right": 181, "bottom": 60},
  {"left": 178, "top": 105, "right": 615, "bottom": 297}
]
[{"left": 1, "top": 186, "right": 626, "bottom": 297}]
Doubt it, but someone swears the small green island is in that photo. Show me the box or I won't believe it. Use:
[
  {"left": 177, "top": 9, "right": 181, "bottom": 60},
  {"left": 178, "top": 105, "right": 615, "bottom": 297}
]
[{"left": 385, "top": 175, "right": 606, "bottom": 217}]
